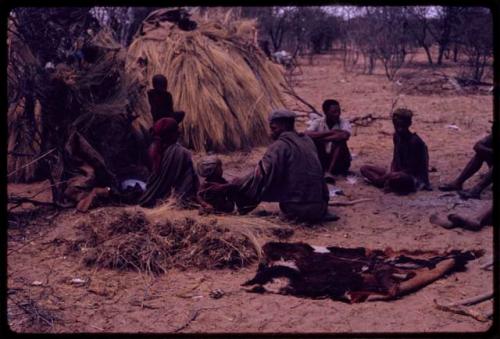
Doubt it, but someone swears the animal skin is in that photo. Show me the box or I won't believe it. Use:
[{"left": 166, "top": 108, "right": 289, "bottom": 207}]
[{"left": 243, "top": 242, "right": 481, "bottom": 303}]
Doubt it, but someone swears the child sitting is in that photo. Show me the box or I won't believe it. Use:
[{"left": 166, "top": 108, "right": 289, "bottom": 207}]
[{"left": 196, "top": 156, "right": 235, "bottom": 213}]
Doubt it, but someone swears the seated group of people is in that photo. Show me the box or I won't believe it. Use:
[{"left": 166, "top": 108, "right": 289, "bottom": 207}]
[{"left": 136, "top": 74, "right": 493, "bottom": 229}]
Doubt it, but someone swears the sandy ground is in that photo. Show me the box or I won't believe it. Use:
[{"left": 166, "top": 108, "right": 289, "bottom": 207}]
[{"left": 7, "top": 50, "right": 495, "bottom": 334}]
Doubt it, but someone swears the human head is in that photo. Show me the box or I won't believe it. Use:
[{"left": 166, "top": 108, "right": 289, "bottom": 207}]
[
  {"left": 152, "top": 117, "right": 178, "bottom": 145},
  {"left": 322, "top": 99, "right": 341, "bottom": 125},
  {"left": 268, "top": 110, "right": 296, "bottom": 140},
  {"left": 152, "top": 74, "right": 167, "bottom": 91},
  {"left": 392, "top": 108, "right": 413, "bottom": 134},
  {"left": 197, "top": 156, "right": 223, "bottom": 179}
]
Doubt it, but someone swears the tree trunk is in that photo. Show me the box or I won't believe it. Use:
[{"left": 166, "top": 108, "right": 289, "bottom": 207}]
[
  {"left": 453, "top": 44, "right": 459, "bottom": 62},
  {"left": 423, "top": 44, "right": 433, "bottom": 65}
]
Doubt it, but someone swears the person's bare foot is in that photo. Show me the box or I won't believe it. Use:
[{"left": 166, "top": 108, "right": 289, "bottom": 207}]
[
  {"left": 458, "top": 189, "right": 481, "bottom": 200},
  {"left": 430, "top": 213, "right": 455, "bottom": 229},
  {"left": 448, "top": 214, "right": 481, "bottom": 231},
  {"left": 438, "top": 182, "right": 462, "bottom": 192}
]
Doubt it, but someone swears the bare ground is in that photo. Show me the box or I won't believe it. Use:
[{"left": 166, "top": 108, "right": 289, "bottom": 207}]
[{"left": 7, "top": 51, "right": 494, "bottom": 333}]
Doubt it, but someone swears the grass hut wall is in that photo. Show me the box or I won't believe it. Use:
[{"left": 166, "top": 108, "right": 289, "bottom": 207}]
[{"left": 126, "top": 9, "right": 289, "bottom": 152}]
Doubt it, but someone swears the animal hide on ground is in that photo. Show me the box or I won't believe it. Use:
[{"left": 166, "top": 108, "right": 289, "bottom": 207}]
[{"left": 242, "top": 242, "right": 482, "bottom": 303}]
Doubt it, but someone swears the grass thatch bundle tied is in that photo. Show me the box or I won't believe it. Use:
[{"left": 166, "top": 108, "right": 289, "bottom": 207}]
[
  {"left": 71, "top": 209, "right": 260, "bottom": 274},
  {"left": 126, "top": 9, "right": 289, "bottom": 152}
]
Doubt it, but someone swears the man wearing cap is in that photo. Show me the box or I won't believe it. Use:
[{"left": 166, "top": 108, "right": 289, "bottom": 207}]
[
  {"left": 205, "top": 109, "right": 338, "bottom": 223},
  {"left": 360, "top": 108, "right": 431, "bottom": 195},
  {"left": 139, "top": 117, "right": 199, "bottom": 207},
  {"left": 306, "top": 99, "right": 352, "bottom": 180}
]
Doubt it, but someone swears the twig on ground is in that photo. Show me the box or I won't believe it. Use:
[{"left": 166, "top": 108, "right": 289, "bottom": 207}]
[
  {"left": 434, "top": 299, "right": 491, "bottom": 322},
  {"left": 329, "top": 198, "right": 373, "bottom": 207},
  {"left": 440, "top": 291, "right": 493, "bottom": 307},
  {"left": 174, "top": 307, "right": 220, "bottom": 332}
]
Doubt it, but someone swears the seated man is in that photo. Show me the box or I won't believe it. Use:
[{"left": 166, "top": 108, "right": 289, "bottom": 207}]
[
  {"left": 147, "top": 74, "right": 185, "bottom": 124},
  {"left": 139, "top": 118, "right": 198, "bottom": 208},
  {"left": 430, "top": 204, "right": 492, "bottom": 231},
  {"left": 197, "top": 156, "right": 235, "bottom": 213},
  {"left": 439, "top": 133, "right": 493, "bottom": 200},
  {"left": 305, "top": 99, "right": 352, "bottom": 179},
  {"left": 204, "top": 110, "right": 338, "bottom": 223},
  {"left": 360, "top": 108, "right": 431, "bottom": 195}
]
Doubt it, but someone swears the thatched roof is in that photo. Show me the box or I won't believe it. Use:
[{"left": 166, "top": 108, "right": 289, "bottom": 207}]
[{"left": 126, "top": 9, "right": 289, "bottom": 152}]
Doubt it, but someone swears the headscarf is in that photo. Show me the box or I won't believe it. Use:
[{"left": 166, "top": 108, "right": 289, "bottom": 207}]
[
  {"left": 197, "top": 156, "right": 222, "bottom": 178},
  {"left": 149, "top": 118, "right": 178, "bottom": 173}
]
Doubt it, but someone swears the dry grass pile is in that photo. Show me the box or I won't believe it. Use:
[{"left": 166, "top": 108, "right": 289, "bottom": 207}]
[
  {"left": 71, "top": 209, "right": 261, "bottom": 274},
  {"left": 126, "top": 9, "right": 289, "bottom": 152}
]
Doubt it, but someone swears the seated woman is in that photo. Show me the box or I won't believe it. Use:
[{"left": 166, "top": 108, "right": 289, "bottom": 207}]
[{"left": 139, "top": 118, "right": 198, "bottom": 208}]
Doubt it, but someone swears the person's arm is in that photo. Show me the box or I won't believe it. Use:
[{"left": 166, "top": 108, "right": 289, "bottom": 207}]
[
  {"left": 390, "top": 134, "right": 399, "bottom": 172},
  {"left": 166, "top": 92, "right": 174, "bottom": 115},
  {"left": 320, "top": 129, "right": 350, "bottom": 142},
  {"left": 412, "top": 137, "right": 432, "bottom": 190}
]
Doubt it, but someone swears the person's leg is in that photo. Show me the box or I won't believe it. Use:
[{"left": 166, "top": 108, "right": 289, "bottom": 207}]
[
  {"left": 459, "top": 167, "right": 493, "bottom": 200},
  {"left": 447, "top": 214, "right": 481, "bottom": 231},
  {"left": 172, "top": 111, "right": 185, "bottom": 124},
  {"left": 431, "top": 204, "right": 492, "bottom": 231},
  {"left": 430, "top": 213, "right": 455, "bottom": 229},
  {"left": 360, "top": 165, "right": 387, "bottom": 188},
  {"left": 439, "top": 153, "right": 485, "bottom": 191},
  {"left": 479, "top": 205, "right": 493, "bottom": 226},
  {"left": 328, "top": 142, "right": 351, "bottom": 176},
  {"left": 385, "top": 172, "right": 416, "bottom": 195},
  {"left": 313, "top": 139, "right": 329, "bottom": 171}
]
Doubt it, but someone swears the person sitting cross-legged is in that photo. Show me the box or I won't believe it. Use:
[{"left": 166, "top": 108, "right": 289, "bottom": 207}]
[
  {"left": 196, "top": 156, "right": 235, "bottom": 214},
  {"left": 203, "top": 109, "right": 339, "bottom": 224},
  {"left": 360, "top": 108, "right": 432, "bottom": 195},
  {"left": 305, "top": 99, "right": 352, "bottom": 181}
]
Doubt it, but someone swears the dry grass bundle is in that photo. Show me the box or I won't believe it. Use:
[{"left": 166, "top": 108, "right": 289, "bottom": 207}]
[
  {"left": 71, "top": 208, "right": 263, "bottom": 274},
  {"left": 7, "top": 98, "right": 43, "bottom": 182},
  {"left": 7, "top": 16, "right": 44, "bottom": 183},
  {"left": 126, "top": 9, "right": 289, "bottom": 152}
]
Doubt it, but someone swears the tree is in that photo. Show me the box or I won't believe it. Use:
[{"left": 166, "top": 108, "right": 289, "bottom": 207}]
[
  {"left": 405, "top": 6, "right": 435, "bottom": 65},
  {"left": 429, "top": 6, "right": 466, "bottom": 65},
  {"left": 457, "top": 8, "right": 493, "bottom": 82}
]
